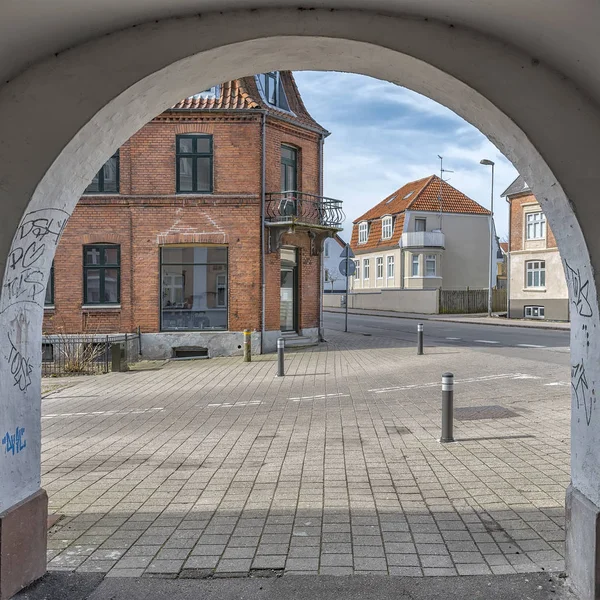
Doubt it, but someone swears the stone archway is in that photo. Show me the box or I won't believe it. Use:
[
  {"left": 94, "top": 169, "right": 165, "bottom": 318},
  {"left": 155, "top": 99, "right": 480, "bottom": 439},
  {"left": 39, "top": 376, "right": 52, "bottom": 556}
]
[{"left": 1, "top": 8, "right": 599, "bottom": 599}]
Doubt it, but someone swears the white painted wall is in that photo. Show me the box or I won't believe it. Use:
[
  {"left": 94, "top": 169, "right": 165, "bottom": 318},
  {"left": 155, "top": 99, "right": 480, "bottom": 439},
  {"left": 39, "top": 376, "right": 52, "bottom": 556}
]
[{"left": 324, "top": 289, "right": 439, "bottom": 314}]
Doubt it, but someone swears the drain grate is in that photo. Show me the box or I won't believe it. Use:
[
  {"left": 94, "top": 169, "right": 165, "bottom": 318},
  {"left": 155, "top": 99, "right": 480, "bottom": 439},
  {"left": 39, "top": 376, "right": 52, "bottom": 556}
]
[{"left": 454, "top": 405, "right": 519, "bottom": 421}]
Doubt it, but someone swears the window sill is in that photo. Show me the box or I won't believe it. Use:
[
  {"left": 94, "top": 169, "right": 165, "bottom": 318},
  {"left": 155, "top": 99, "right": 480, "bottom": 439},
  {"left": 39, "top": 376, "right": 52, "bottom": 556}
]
[
  {"left": 44, "top": 305, "right": 55, "bottom": 311},
  {"left": 175, "top": 192, "right": 214, "bottom": 196},
  {"left": 82, "top": 304, "right": 122, "bottom": 310},
  {"left": 523, "top": 288, "right": 546, "bottom": 292}
]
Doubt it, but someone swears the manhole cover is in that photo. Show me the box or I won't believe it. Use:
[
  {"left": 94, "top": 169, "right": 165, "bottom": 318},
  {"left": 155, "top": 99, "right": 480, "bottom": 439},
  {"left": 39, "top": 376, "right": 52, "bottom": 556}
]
[{"left": 454, "top": 405, "right": 519, "bottom": 421}]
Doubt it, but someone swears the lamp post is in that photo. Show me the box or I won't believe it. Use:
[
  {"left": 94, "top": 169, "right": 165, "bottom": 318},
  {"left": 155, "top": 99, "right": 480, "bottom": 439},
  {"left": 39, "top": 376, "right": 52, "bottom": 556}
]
[{"left": 480, "top": 159, "right": 495, "bottom": 317}]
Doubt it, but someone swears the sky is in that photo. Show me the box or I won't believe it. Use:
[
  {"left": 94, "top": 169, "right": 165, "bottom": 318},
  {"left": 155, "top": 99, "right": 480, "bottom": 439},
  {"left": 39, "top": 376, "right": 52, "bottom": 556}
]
[{"left": 293, "top": 71, "right": 518, "bottom": 242}]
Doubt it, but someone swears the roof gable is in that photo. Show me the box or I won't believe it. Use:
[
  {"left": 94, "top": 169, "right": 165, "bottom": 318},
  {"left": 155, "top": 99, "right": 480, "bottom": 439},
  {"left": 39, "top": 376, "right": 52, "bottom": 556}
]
[
  {"left": 170, "top": 71, "right": 328, "bottom": 134},
  {"left": 350, "top": 175, "right": 490, "bottom": 252}
]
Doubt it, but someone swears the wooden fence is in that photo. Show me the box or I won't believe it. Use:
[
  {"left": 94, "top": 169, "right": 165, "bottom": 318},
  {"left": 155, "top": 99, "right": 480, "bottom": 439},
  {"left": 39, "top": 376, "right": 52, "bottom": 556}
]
[{"left": 439, "top": 289, "right": 507, "bottom": 314}]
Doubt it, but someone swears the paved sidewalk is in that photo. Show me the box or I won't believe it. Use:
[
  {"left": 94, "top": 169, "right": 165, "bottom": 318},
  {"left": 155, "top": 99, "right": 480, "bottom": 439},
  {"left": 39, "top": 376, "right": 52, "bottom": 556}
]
[
  {"left": 325, "top": 307, "right": 571, "bottom": 330},
  {"left": 43, "top": 328, "right": 570, "bottom": 580},
  {"left": 16, "top": 571, "right": 576, "bottom": 600}
]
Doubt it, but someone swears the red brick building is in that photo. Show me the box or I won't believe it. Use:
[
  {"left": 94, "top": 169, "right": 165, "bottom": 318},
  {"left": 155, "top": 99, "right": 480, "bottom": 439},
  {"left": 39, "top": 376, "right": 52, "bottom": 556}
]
[{"left": 43, "top": 72, "right": 344, "bottom": 357}]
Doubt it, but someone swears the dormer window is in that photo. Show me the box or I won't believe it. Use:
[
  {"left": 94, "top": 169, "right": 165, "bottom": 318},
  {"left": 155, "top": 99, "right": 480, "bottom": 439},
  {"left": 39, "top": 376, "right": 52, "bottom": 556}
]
[
  {"left": 358, "top": 222, "right": 369, "bottom": 244},
  {"left": 190, "top": 86, "right": 220, "bottom": 100},
  {"left": 256, "top": 72, "right": 290, "bottom": 111},
  {"left": 382, "top": 216, "right": 393, "bottom": 240}
]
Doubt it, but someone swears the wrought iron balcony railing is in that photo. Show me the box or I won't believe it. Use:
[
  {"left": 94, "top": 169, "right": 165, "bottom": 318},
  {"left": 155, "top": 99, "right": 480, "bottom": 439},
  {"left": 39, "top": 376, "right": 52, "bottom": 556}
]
[{"left": 265, "top": 191, "right": 344, "bottom": 230}]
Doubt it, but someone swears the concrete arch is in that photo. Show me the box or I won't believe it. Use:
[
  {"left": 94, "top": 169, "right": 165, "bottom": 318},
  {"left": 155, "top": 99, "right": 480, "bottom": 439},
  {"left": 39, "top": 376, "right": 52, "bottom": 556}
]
[{"left": 1, "top": 8, "right": 599, "bottom": 598}]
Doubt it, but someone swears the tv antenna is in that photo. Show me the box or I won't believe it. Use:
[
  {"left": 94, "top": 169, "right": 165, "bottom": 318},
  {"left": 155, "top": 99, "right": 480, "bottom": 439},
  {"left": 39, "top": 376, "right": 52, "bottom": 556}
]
[{"left": 437, "top": 155, "right": 454, "bottom": 231}]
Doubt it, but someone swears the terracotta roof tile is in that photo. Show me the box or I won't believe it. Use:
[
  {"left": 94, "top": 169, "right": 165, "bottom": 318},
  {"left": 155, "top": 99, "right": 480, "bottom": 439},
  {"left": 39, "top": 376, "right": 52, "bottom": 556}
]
[
  {"left": 350, "top": 175, "right": 489, "bottom": 253},
  {"left": 170, "top": 72, "right": 328, "bottom": 134}
]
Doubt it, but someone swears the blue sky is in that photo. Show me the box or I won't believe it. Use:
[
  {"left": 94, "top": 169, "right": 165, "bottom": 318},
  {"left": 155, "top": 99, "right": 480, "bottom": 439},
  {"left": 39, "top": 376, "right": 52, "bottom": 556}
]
[{"left": 293, "top": 71, "right": 518, "bottom": 242}]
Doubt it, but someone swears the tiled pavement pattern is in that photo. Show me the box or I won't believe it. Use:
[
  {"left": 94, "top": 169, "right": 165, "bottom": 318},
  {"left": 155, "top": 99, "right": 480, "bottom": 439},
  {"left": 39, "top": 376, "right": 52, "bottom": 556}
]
[{"left": 43, "top": 329, "right": 570, "bottom": 578}]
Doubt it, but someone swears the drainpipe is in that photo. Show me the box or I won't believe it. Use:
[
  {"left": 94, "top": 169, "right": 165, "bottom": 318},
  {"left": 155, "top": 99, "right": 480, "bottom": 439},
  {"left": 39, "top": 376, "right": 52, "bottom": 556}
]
[
  {"left": 260, "top": 111, "right": 267, "bottom": 353},
  {"left": 319, "top": 133, "right": 325, "bottom": 342}
]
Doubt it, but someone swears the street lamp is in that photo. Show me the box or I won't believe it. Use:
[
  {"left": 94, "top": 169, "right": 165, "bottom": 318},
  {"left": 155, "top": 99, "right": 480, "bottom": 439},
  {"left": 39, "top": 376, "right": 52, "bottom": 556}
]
[{"left": 480, "top": 159, "right": 495, "bottom": 317}]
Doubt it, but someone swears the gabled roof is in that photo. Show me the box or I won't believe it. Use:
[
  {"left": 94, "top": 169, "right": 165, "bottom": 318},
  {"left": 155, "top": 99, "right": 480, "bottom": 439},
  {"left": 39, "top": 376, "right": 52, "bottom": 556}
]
[
  {"left": 350, "top": 175, "right": 490, "bottom": 252},
  {"left": 169, "top": 71, "right": 328, "bottom": 135},
  {"left": 500, "top": 242, "right": 508, "bottom": 253},
  {"left": 501, "top": 175, "right": 531, "bottom": 198}
]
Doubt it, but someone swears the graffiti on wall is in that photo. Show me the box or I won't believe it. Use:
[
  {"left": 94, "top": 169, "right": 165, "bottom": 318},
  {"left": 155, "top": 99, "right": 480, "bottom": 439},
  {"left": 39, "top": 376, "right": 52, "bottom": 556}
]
[
  {"left": 565, "top": 260, "right": 593, "bottom": 318},
  {"left": 2, "top": 427, "right": 26, "bottom": 456},
  {"left": 7, "top": 332, "right": 33, "bottom": 392},
  {"left": 1, "top": 208, "right": 68, "bottom": 312},
  {"left": 572, "top": 360, "right": 596, "bottom": 426}
]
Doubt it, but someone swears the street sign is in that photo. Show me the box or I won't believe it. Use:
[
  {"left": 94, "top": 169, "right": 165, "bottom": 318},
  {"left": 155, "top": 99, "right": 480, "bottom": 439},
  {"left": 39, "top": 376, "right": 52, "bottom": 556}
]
[
  {"left": 339, "top": 246, "right": 355, "bottom": 258},
  {"left": 339, "top": 259, "right": 356, "bottom": 277}
]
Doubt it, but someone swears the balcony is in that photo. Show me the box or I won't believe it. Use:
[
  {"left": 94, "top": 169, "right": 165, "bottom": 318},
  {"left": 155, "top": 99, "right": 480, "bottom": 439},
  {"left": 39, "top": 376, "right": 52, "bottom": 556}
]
[
  {"left": 265, "top": 191, "right": 344, "bottom": 231},
  {"left": 401, "top": 231, "right": 445, "bottom": 249}
]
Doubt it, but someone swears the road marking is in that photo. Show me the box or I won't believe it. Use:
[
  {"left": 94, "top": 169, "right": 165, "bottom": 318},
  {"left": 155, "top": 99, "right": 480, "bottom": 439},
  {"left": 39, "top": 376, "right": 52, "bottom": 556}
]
[
  {"left": 545, "top": 381, "right": 570, "bottom": 387},
  {"left": 517, "top": 344, "right": 546, "bottom": 348},
  {"left": 289, "top": 393, "right": 350, "bottom": 401},
  {"left": 446, "top": 337, "right": 461, "bottom": 341},
  {"left": 369, "top": 373, "right": 537, "bottom": 394},
  {"left": 207, "top": 401, "right": 262, "bottom": 407},
  {"left": 42, "top": 407, "right": 164, "bottom": 419},
  {"left": 474, "top": 339, "right": 499, "bottom": 344}
]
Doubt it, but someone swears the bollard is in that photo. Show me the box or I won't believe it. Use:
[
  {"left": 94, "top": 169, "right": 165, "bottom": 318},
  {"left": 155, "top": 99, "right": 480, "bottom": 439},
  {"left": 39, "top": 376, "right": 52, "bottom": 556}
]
[
  {"left": 441, "top": 372, "right": 455, "bottom": 443},
  {"left": 417, "top": 323, "right": 424, "bottom": 355},
  {"left": 277, "top": 338, "right": 285, "bottom": 377},
  {"left": 243, "top": 329, "right": 252, "bottom": 362}
]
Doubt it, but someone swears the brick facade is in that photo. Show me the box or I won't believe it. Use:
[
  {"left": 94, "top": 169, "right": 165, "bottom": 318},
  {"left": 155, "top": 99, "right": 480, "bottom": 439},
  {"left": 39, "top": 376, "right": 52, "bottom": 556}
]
[
  {"left": 43, "top": 73, "right": 331, "bottom": 353},
  {"left": 508, "top": 191, "right": 558, "bottom": 253}
]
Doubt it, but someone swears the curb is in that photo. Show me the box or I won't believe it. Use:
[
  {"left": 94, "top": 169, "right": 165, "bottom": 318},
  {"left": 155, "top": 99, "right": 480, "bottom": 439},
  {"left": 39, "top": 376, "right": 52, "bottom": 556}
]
[{"left": 324, "top": 308, "right": 570, "bottom": 332}]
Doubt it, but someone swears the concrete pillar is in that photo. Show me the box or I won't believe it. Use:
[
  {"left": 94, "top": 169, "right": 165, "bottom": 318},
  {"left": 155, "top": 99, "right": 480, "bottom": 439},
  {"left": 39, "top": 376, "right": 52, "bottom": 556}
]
[{"left": 0, "top": 8, "right": 600, "bottom": 596}]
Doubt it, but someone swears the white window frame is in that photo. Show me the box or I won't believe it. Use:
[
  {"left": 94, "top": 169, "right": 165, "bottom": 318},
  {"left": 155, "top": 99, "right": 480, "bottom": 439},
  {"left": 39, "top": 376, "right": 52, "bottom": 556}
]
[
  {"left": 363, "top": 258, "right": 370, "bottom": 280},
  {"left": 524, "top": 305, "right": 545, "bottom": 319},
  {"left": 525, "top": 260, "right": 546, "bottom": 288},
  {"left": 411, "top": 254, "right": 419, "bottom": 277},
  {"left": 358, "top": 222, "right": 369, "bottom": 244},
  {"left": 387, "top": 255, "right": 395, "bottom": 279},
  {"left": 354, "top": 260, "right": 360, "bottom": 281},
  {"left": 376, "top": 256, "right": 384, "bottom": 279},
  {"left": 425, "top": 254, "right": 437, "bottom": 277},
  {"left": 381, "top": 216, "right": 393, "bottom": 240},
  {"left": 526, "top": 211, "right": 546, "bottom": 240}
]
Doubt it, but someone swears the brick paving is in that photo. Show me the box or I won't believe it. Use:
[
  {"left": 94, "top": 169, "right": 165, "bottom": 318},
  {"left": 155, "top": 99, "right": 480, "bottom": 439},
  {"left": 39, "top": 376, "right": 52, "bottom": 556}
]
[{"left": 43, "top": 328, "right": 570, "bottom": 578}]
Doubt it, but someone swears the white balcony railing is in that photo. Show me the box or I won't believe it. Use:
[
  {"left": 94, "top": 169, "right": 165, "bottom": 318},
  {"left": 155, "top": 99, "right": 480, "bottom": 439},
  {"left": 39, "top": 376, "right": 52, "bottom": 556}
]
[{"left": 401, "top": 231, "right": 445, "bottom": 248}]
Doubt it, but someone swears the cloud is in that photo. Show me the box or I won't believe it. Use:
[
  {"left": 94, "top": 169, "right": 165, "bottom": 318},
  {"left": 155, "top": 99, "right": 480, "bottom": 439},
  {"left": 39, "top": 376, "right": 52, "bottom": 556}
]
[{"left": 294, "top": 71, "right": 518, "bottom": 240}]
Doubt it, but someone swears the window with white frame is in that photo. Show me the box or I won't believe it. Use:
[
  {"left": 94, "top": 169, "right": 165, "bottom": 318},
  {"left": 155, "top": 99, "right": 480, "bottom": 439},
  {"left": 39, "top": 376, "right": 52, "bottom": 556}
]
[
  {"left": 411, "top": 254, "right": 419, "bottom": 277},
  {"left": 381, "top": 216, "right": 393, "bottom": 240},
  {"left": 376, "top": 257, "right": 384, "bottom": 279},
  {"left": 363, "top": 258, "right": 370, "bottom": 280},
  {"left": 358, "top": 222, "right": 369, "bottom": 244},
  {"left": 387, "top": 255, "right": 395, "bottom": 279},
  {"left": 526, "top": 212, "right": 546, "bottom": 240},
  {"left": 526, "top": 260, "right": 546, "bottom": 287},
  {"left": 524, "top": 305, "right": 545, "bottom": 319},
  {"left": 425, "top": 254, "right": 437, "bottom": 277},
  {"left": 354, "top": 260, "right": 360, "bottom": 281}
]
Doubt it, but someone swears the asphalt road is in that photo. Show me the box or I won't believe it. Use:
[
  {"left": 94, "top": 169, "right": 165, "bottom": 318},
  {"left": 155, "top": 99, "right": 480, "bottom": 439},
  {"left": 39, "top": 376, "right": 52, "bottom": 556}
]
[{"left": 324, "top": 311, "right": 571, "bottom": 366}]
